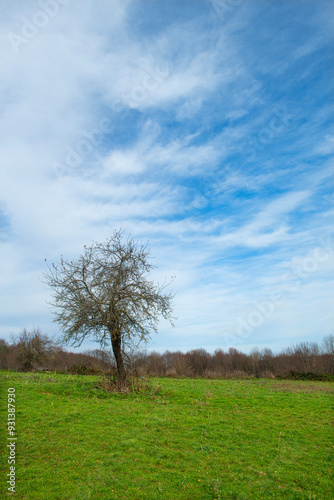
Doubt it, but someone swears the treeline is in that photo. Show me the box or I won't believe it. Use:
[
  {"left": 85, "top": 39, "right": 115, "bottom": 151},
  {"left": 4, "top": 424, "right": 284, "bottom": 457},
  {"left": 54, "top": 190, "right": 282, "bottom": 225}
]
[
  {"left": 131, "top": 340, "right": 334, "bottom": 379},
  {"left": 0, "top": 329, "right": 333, "bottom": 379},
  {"left": 0, "top": 329, "right": 112, "bottom": 373}
]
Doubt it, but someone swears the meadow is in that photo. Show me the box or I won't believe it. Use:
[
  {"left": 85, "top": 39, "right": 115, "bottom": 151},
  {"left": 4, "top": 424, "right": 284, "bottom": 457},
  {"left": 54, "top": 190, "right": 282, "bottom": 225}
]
[{"left": 0, "top": 371, "right": 333, "bottom": 499}]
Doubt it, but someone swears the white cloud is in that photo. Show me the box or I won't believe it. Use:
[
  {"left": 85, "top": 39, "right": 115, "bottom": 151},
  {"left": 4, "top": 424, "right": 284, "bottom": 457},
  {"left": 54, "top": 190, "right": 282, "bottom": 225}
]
[{"left": 0, "top": 0, "right": 333, "bottom": 354}]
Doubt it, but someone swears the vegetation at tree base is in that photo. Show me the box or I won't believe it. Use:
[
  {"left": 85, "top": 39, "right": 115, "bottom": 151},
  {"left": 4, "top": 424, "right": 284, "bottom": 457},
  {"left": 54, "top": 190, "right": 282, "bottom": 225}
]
[
  {"left": 0, "top": 372, "right": 332, "bottom": 499},
  {"left": 1, "top": 330, "right": 333, "bottom": 381},
  {"left": 43, "top": 231, "right": 174, "bottom": 389}
]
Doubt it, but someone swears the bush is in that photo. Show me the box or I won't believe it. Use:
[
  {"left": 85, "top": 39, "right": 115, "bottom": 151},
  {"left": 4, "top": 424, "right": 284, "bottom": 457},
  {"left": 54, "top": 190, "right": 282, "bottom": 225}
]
[
  {"left": 277, "top": 371, "right": 334, "bottom": 382},
  {"left": 97, "top": 374, "right": 162, "bottom": 395},
  {"left": 68, "top": 364, "right": 100, "bottom": 375},
  {"left": 14, "top": 329, "right": 56, "bottom": 372}
]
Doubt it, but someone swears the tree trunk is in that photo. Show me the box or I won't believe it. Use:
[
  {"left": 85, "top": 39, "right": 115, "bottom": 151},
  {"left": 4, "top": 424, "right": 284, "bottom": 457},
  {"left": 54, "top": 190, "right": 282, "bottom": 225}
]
[{"left": 111, "top": 333, "right": 126, "bottom": 388}]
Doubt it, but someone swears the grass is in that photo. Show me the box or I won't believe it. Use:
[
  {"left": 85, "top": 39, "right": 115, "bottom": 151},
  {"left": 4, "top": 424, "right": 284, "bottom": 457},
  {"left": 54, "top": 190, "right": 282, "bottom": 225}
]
[{"left": 0, "top": 371, "right": 333, "bottom": 499}]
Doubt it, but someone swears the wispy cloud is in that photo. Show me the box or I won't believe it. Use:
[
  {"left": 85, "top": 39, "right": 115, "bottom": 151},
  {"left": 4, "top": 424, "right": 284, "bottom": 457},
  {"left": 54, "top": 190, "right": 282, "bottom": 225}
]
[{"left": 1, "top": 0, "right": 333, "bottom": 353}]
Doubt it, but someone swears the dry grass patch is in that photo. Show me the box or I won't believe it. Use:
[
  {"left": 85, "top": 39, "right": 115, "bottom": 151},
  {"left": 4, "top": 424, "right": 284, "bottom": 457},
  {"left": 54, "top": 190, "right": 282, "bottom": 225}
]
[{"left": 269, "top": 381, "right": 334, "bottom": 393}]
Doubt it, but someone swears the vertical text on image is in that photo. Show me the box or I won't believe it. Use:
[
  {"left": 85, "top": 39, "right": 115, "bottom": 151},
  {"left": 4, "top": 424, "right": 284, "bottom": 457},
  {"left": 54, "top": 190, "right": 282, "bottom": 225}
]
[{"left": 7, "top": 387, "right": 16, "bottom": 494}]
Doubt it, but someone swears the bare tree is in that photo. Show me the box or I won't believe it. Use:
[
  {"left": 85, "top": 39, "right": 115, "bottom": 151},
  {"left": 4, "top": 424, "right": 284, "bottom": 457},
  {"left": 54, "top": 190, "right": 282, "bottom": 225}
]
[
  {"left": 187, "top": 348, "right": 209, "bottom": 376},
  {"left": 44, "top": 230, "right": 174, "bottom": 388},
  {"left": 321, "top": 334, "right": 334, "bottom": 374},
  {"left": 14, "top": 328, "right": 55, "bottom": 371},
  {"left": 0, "top": 339, "right": 9, "bottom": 369},
  {"left": 293, "top": 341, "right": 320, "bottom": 373},
  {"left": 322, "top": 334, "right": 334, "bottom": 355}
]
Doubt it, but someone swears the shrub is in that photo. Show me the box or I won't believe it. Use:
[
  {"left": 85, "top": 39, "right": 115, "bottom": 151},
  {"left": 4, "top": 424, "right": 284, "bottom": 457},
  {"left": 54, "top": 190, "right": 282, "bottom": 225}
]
[
  {"left": 97, "top": 374, "right": 162, "bottom": 395},
  {"left": 68, "top": 364, "right": 100, "bottom": 375},
  {"left": 277, "top": 371, "right": 334, "bottom": 382}
]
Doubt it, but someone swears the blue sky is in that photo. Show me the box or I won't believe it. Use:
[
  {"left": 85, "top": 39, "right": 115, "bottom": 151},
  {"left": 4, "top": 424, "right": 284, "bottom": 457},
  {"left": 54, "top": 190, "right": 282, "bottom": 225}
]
[{"left": 1, "top": 0, "right": 333, "bottom": 354}]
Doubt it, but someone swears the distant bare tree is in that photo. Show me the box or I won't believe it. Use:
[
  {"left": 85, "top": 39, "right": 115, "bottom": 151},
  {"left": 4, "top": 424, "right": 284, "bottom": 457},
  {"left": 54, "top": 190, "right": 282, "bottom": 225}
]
[
  {"left": 322, "top": 334, "right": 334, "bottom": 355},
  {"left": 321, "top": 334, "right": 334, "bottom": 374},
  {"left": 14, "top": 328, "right": 55, "bottom": 371},
  {"left": 0, "top": 339, "right": 9, "bottom": 369},
  {"left": 144, "top": 351, "right": 165, "bottom": 376},
  {"left": 187, "top": 348, "right": 209, "bottom": 376},
  {"left": 173, "top": 351, "right": 193, "bottom": 377},
  {"left": 84, "top": 349, "right": 113, "bottom": 371},
  {"left": 293, "top": 341, "right": 320, "bottom": 373},
  {"left": 44, "top": 230, "right": 174, "bottom": 388},
  {"left": 249, "top": 347, "right": 261, "bottom": 377},
  {"left": 228, "top": 348, "right": 248, "bottom": 373}
]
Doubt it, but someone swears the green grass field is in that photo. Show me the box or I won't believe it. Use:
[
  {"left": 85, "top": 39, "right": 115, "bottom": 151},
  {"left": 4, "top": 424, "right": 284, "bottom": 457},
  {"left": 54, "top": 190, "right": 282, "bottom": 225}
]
[{"left": 1, "top": 371, "right": 333, "bottom": 499}]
